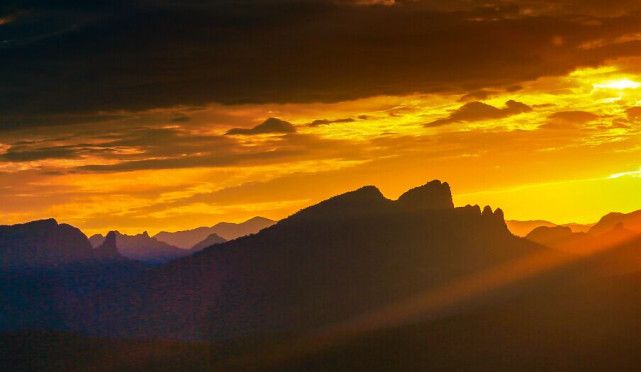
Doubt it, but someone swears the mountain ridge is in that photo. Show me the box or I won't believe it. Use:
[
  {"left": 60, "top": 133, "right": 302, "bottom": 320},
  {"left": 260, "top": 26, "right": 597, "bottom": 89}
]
[
  {"left": 0, "top": 219, "right": 122, "bottom": 270},
  {"left": 72, "top": 180, "right": 542, "bottom": 341},
  {"left": 153, "top": 216, "right": 275, "bottom": 248},
  {"left": 89, "top": 231, "right": 187, "bottom": 264}
]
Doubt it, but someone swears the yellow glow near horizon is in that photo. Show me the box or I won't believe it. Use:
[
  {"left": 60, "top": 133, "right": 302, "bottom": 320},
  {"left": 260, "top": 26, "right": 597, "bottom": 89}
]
[{"left": 3, "top": 61, "right": 641, "bottom": 234}]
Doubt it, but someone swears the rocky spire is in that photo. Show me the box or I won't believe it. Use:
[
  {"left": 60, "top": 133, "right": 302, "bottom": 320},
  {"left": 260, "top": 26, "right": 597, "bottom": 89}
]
[
  {"left": 397, "top": 180, "right": 454, "bottom": 210},
  {"left": 94, "top": 231, "right": 120, "bottom": 258}
]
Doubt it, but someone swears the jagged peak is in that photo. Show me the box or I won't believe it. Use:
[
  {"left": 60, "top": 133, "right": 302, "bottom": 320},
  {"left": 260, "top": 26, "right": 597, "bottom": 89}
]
[
  {"left": 462, "top": 204, "right": 483, "bottom": 214},
  {"left": 482, "top": 205, "right": 493, "bottom": 216},
  {"left": 103, "top": 231, "right": 118, "bottom": 247},
  {"left": 93, "top": 231, "right": 122, "bottom": 259},
  {"left": 397, "top": 180, "right": 454, "bottom": 210},
  {"left": 494, "top": 208, "right": 505, "bottom": 221}
]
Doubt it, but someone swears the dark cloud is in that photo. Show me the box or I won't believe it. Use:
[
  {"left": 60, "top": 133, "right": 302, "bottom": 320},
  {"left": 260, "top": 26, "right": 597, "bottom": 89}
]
[
  {"left": 2, "top": 0, "right": 641, "bottom": 128},
  {"left": 542, "top": 110, "right": 600, "bottom": 129},
  {"left": 427, "top": 100, "right": 532, "bottom": 126},
  {"left": 0, "top": 145, "right": 80, "bottom": 162},
  {"left": 0, "top": 116, "right": 365, "bottom": 172},
  {"left": 0, "top": 126, "right": 238, "bottom": 166},
  {"left": 626, "top": 106, "right": 641, "bottom": 121},
  {"left": 170, "top": 114, "right": 190, "bottom": 123},
  {"left": 307, "top": 117, "right": 356, "bottom": 127},
  {"left": 78, "top": 131, "right": 363, "bottom": 173},
  {"left": 459, "top": 90, "right": 493, "bottom": 102},
  {"left": 226, "top": 118, "right": 296, "bottom": 135}
]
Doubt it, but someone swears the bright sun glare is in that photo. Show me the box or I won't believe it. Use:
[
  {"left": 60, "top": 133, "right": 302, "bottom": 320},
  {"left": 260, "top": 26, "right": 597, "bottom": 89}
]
[{"left": 593, "top": 79, "right": 641, "bottom": 90}]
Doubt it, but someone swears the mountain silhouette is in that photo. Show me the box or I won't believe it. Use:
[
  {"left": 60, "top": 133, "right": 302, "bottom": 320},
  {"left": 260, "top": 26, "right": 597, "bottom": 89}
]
[
  {"left": 506, "top": 219, "right": 558, "bottom": 236},
  {"left": 0, "top": 222, "right": 144, "bottom": 333},
  {"left": 526, "top": 225, "right": 583, "bottom": 247},
  {"left": 7, "top": 184, "right": 641, "bottom": 370},
  {"left": 589, "top": 209, "right": 641, "bottom": 235},
  {"left": 89, "top": 231, "right": 187, "bottom": 264},
  {"left": 396, "top": 180, "right": 454, "bottom": 210},
  {"left": 74, "top": 180, "right": 542, "bottom": 341},
  {"left": 526, "top": 219, "right": 640, "bottom": 257},
  {"left": 153, "top": 216, "right": 274, "bottom": 248},
  {"left": 0, "top": 219, "right": 122, "bottom": 270},
  {"left": 507, "top": 219, "right": 593, "bottom": 237},
  {"left": 189, "top": 233, "right": 226, "bottom": 253}
]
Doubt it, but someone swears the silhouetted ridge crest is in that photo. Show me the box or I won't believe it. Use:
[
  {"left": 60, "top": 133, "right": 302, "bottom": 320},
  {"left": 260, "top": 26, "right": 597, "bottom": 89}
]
[
  {"left": 526, "top": 225, "right": 575, "bottom": 246},
  {"left": 98, "top": 231, "right": 118, "bottom": 252},
  {"left": 292, "top": 185, "right": 388, "bottom": 220},
  {"left": 68, "top": 179, "right": 545, "bottom": 340},
  {"left": 397, "top": 180, "right": 454, "bottom": 210},
  {"left": 588, "top": 210, "right": 641, "bottom": 235},
  {"left": 0, "top": 219, "right": 123, "bottom": 269}
]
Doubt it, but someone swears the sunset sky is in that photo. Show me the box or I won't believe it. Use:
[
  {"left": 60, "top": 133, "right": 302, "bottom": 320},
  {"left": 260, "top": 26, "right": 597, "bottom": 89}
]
[{"left": 3, "top": 0, "right": 641, "bottom": 235}]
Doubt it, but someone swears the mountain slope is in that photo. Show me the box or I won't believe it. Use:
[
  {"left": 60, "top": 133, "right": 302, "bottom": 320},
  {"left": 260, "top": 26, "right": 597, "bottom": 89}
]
[
  {"left": 153, "top": 216, "right": 275, "bottom": 248},
  {"left": 589, "top": 209, "right": 641, "bottom": 235},
  {"left": 75, "top": 180, "right": 543, "bottom": 341},
  {"left": 189, "top": 233, "right": 226, "bottom": 253}
]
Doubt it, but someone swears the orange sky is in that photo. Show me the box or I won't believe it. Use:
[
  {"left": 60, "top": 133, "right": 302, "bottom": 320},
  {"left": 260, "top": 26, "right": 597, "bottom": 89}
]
[
  {"left": 3, "top": 1, "right": 641, "bottom": 235},
  {"left": 2, "top": 60, "right": 641, "bottom": 235}
]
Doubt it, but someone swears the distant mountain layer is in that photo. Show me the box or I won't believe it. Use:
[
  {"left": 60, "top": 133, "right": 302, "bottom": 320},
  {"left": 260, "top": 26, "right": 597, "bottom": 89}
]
[
  {"left": 518, "top": 209, "right": 641, "bottom": 254},
  {"left": 73, "top": 180, "right": 543, "bottom": 340},
  {"left": 526, "top": 219, "right": 639, "bottom": 257},
  {"left": 189, "top": 233, "right": 226, "bottom": 253},
  {"left": 589, "top": 209, "right": 641, "bottom": 235},
  {"left": 507, "top": 219, "right": 592, "bottom": 237},
  {"left": 0, "top": 219, "right": 123, "bottom": 270},
  {"left": 89, "top": 231, "right": 188, "bottom": 264},
  {"left": 153, "top": 216, "right": 274, "bottom": 248}
]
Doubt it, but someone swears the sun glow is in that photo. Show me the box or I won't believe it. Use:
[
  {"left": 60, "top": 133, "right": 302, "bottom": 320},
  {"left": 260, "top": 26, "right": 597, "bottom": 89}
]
[{"left": 593, "top": 79, "right": 641, "bottom": 90}]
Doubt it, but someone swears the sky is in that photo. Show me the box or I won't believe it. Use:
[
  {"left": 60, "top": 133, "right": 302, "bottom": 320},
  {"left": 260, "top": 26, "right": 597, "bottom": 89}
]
[{"left": 2, "top": 0, "right": 641, "bottom": 235}]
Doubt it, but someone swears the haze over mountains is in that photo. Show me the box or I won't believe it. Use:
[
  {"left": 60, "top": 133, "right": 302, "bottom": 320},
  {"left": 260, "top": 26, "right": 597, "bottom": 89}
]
[
  {"left": 3, "top": 181, "right": 641, "bottom": 369},
  {"left": 153, "top": 216, "right": 275, "bottom": 248},
  {"left": 86, "top": 217, "right": 272, "bottom": 263},
  {"left": 525, "top": 208, "right": 641, "bottom": 255},
  {"left": 506, "top": 219, "right": 593, "bottom": 237},
  {"left": 89, "top": 231, "right": 193, "bottom": 264},
  {"left": 68, "top": 180, "right": 545, "bottom": 341}
]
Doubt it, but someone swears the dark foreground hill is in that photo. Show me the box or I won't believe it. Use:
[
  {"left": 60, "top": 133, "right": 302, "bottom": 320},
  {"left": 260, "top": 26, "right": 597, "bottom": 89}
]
[
  {"left": 69, "top": 180, "right": 543, "bottom": 342},
  {"left": 0, "top": 219, "right": 124, "bottom": 270},
  {"left": 6, "top": 248, "right": 641, "bottom": 372},
  {"left": 0, "top": 230, "right": 147, "bottom": 333}
]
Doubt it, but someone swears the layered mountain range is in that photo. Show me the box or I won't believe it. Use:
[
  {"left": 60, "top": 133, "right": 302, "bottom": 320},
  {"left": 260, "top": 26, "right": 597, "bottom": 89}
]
[
  {"left": 89, "top": 231, "right": 196, "bottom": 264},
  {"left": 4, "top": 180, "right": 641, "bottom": 370},
  {"left": 67, "top": 180, "right": 544, "bottom": 341},
  {"left": 153, "top": 217, "right": 275, "bottom": 248},
  {"left": 86, "top": 217, "right": 273, "bottom": 263},
  {"left": 526, "top": 208, "right": 641, "bottom": 253}
]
